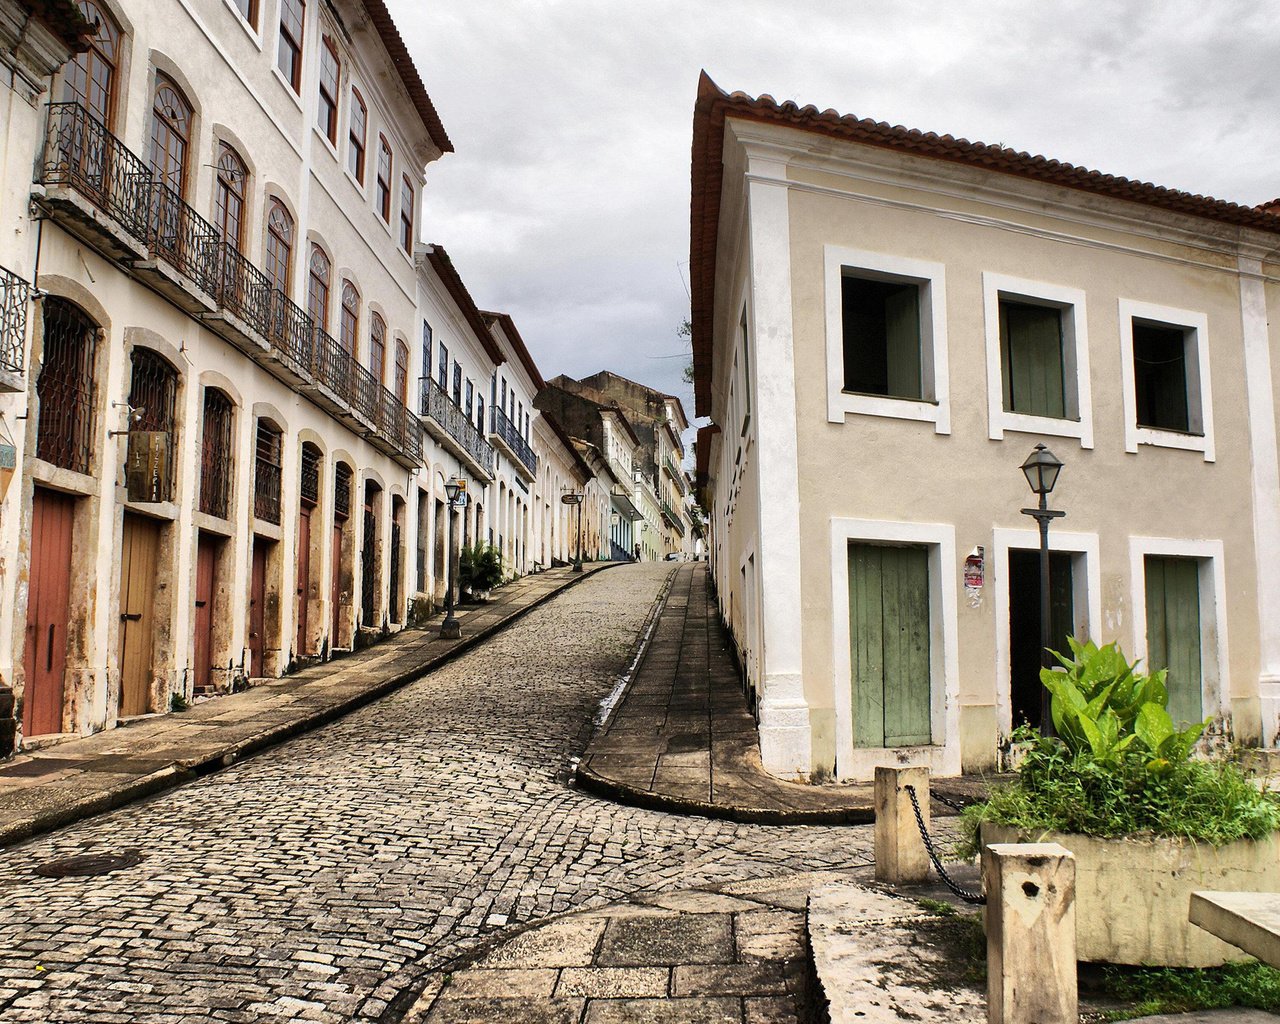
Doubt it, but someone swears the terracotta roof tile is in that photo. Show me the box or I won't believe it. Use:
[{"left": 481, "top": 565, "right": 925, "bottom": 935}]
[
  {"left": 689, "top": 71, "right": 1280, "bottom": 417},
  {"left": 479, "top": 310, "right": 547, "bottom": 391},
  {"left": 360, "top": 0, "right": 452, "bottom": 154},
  {"left": 422, "top": 245, "right": 504, "bottom": 365}
]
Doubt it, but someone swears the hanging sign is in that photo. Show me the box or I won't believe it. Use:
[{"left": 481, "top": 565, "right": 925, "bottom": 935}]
[{"left": 126, "top": 431, "right": 170, "bottom": 503}]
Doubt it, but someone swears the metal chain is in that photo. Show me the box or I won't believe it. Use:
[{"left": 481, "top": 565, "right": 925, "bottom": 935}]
[
  {"left": 930, "top": 791, "right": 969, "bottom": 813},
  {"left": 904, "top": 784, "right": 986, "bottom": 905}
]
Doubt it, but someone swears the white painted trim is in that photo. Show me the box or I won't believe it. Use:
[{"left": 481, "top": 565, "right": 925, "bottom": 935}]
[
  {"left": 991, "top": 527, "right": 1102, "bottom": 738},
  {"left": 1117, "top": 299, "right": 1214, "bottom": 461},
  {"left": 829, "top": 517, "right": 960, "bottom": 781},
  {"left": 743, "top": 147, "right": 811, "bottom": 779},
  {"left": 1127, "top": 537, "right": 1230, "bottom": 719},
  {"left": 982, "top": 272, "right": 1094, "bottom": 449},
  {"left": 823, "top": 245, "right": 950, "bottom": 434}
]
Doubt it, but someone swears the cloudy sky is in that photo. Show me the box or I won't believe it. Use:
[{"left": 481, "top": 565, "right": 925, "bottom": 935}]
[{"left": 389, "top": 0, "right": 1279, "bottom": 422}]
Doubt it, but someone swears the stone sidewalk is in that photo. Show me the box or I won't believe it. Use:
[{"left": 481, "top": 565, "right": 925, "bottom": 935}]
[
  {"left": 0, "top": 563, "right": 615, "bottom": 848},
  {"left": 576, "top": 563, "right": 995, "bottom": 824}
]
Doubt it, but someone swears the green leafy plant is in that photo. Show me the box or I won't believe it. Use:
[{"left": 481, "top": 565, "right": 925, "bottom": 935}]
[
  {"left": 459, "top": 543, "right": 503, "bottom": 597},
  {"left": 1100, "top": 961, "right": 1280, "bottom": 1018},
  {"left": 958, "top": 638, "right": 1280, "bottom": 849}
]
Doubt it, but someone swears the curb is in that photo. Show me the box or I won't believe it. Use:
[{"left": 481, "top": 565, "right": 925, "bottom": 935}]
[{"left": 1, "top": 563, "right": 620, "bottom": 849}]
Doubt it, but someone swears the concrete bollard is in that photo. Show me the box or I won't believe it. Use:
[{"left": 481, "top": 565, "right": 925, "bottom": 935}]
[
  {"left": 874, "top": 764, "right": 931, "bottom": 884},
  {"left": 983, "top": 842, "right": 1077, "bottom": 1024}
]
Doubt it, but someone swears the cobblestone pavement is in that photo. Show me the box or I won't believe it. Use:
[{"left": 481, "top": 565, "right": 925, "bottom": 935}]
[{"left": 0, "top": 563, "right": 874, "bottom": 1023}]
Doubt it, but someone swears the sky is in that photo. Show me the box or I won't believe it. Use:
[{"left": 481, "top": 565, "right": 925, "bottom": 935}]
[{"left": 389, "top": 0, "right": 1280, "bottom": 425}]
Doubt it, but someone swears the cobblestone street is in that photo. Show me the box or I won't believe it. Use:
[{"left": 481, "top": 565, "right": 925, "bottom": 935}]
[{"left": 0, "top": 564, "right": 872, "bottom": 1023}]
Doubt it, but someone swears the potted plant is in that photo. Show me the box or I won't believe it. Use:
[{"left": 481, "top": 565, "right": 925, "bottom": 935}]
[
  {"left": 459, "top": 542, "right": 503, "bottom": 602},
  {"left": 964, "top": 638, "right": 1280, "bottom": 967}
]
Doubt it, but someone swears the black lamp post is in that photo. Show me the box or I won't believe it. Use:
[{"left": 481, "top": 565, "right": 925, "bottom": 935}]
[
  {"left": 1019, "top": 444, "right": 1065, "bottom": 736},
  {"left": 441, "top": 475, "right": 465, "bottom": 640},
  {"left": 561, "top": 492, "right": 584, "bottom": 572}
]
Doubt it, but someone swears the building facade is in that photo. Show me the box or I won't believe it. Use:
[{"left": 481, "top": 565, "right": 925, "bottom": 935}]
[{"left": 691, "top": 73, "right": 1280, "bottom": 782}]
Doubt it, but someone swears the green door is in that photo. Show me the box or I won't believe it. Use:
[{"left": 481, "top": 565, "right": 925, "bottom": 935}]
[
  {"left": 849, "top": 543, "right": 932, "bottom": 747},
  {"left": 1144, "top": 555, "right": 1203, "bottom": 727}
]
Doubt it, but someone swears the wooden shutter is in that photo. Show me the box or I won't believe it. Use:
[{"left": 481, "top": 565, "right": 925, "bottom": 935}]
[
  {"left": 849, "top": 543, "right": 932, "bottom": 748},
  {"left": 1144, "top": 556, "right": 1203, "bottom": 727},
  {"left": 1001, "top": 301, "right": 1065, "bottom": 418},
  {"left": 883, "top": 286, "right": 922, "bottom": 400}
]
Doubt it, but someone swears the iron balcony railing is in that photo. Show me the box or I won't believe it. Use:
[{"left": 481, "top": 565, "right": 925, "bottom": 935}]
[
  {"left": 608, "top": 455, "right": 633, "bottom": 494},
  {"left": 39, "top": 101, "right": 421, "bottom": 465},
  {"left": 0, "top": 265, "right": 31, "bottom": 375},
  {"left": 660, "top": 498, "right": 685, "bottom": 536},
  {"left": 421, "top": 376, "right": 493, "bottom": 477},
  {"left": 663, "top": 455, "right": 687, "bottom": 492},
  {"left": 254, "top": 456, "right": 282, "bottom": 524},
  {"left": 490, "top": 405, "right": 536, "bottom": 476}
]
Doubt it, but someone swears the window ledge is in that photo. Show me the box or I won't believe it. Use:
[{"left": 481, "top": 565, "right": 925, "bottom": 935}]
[
  {"left": 990, "top": 409, "right": 1093, "bottom": 448},
  {"left": 1130, "top": 426, "right": 1214, "bottom": 461},
  {"left": 222, "top": 0, "right": 263, "bottom": 48},
  {"left": 829, "top": 391, "right": 949, "bottom": 433},
  {"left": 270, "top": 65, "right": 304, "bottom": 111},
  {"left": 312, "top": 123, "right": 340, "bottom": 160}
]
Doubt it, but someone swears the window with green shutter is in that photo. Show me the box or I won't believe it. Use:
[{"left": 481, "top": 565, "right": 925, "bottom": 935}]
[
  {"left": 1144, "top": 555, "right": 1203, "bottom": 728},
  {"left": 841, "top": 276, "right": 923, "bottom": 400},
  {"left": 848, "top": 542, "right": 932, "bottom": 748},
  {"left": 1000, "top": 299, "right": 1068, "bottom": 419}
]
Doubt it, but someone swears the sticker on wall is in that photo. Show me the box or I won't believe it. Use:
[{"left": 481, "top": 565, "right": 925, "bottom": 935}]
[
  {"left": 0, "top": 418, "right": 15, "bottom": 502},
  {"left": 964, "top": 545, "right": 985, "bottom": 608}
]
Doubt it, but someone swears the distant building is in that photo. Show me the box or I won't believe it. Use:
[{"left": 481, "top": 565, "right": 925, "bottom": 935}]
[{"left": 691, "top": 72, "right": 1280, "bottom": 782}]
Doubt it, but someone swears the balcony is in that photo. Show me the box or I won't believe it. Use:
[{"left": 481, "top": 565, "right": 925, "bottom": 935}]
[
  {"left": 663, "top": 455, "right": 687, "bottom": 493},
  {"left": 0, "top": 265, "right": 30, "bottom": 392},
  {"left": 660, "top": 498, "right": 685, "bottom": 536},
  {"left": 606, "top": 454, "right": 633, "bottom": 496},
  {"left": 38, "top": 101, "right": 422, "bottom": 469},
  {"left": 489, "top": 405, "right": 537, "bottom": 481},
  {"left": 420, "top": 377, "right": 494, "bottom": 481}
]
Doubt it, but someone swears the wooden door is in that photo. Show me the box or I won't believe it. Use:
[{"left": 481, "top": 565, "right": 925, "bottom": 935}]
[
  {"left": 119, "top": 513, "right": 161, "bottom": 716},
  {"left": 1145, "top": 555, "right": 1203, "bottom": 727},
  {"left": 23, "top": 488, "right": 75, "bottom": 735},
  {"left": 193, "top": 534, "right": 216, "bottom": 691},
  {"left": 330, "top": 523, "right": 342, "bottom": 644},
  {"left": 1008, "top": 550, "right": 1075, "bottom": 728},
  {"left": 848, "top": 543, "right": 932, "bottom": 748},
  {"left": 249, "top": 540, "right": 267, "bottom": 677},
  {"left": 296, "top": 507, "right": 311, "bottom": 657}
]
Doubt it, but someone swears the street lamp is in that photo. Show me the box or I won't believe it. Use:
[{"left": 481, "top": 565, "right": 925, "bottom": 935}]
[
  {"left": 1019, "top": 444, "right": 1065, "bottom": 736},
  {"left": 561, "top": 491, "right": 584, "bottom": 573},
  {"left": 441, "top": 474, "right": 466, "bottom": 640}
]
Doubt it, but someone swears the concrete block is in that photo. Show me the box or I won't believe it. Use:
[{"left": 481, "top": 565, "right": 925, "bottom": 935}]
[
  {"left": 874, "top": 765, "right": 930, "bottom": 884},
  {"left": 1190, "top": 890, "right": 1280, "bottom": 968},
  {"left": 983, "top": 842, "right": 1076, "bottom": 1024}
]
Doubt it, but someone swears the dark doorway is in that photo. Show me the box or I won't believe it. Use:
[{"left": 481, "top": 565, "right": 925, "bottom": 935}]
[{"left": 1008, "top": 549, "right": 1075, "bottom": 729}]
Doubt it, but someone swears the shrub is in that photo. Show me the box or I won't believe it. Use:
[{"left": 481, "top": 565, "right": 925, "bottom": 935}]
[
  {"left": 459, "top": 542, "right": 503, "bottom": 596},
  {"left": 961, "top": 639, "right": 1280, "bottom": 849}
]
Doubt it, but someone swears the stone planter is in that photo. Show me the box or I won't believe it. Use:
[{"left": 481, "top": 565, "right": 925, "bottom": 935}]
[{"left": 981, "top": 822, "right": 1280, "bottom": 967}]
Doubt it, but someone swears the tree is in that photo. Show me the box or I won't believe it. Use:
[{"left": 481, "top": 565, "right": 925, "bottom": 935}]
[{"left": 678, "top": 318, "right": 693, "bottom": 384}]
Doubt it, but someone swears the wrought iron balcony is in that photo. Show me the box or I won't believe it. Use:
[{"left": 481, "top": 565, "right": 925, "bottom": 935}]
[
  {"left": 607, "top": 454, "right": 633, "bottom": 495},
  {"left": 663, "top": 455, "right": 687, "bottom": 492},
  {"left": 660, "top": 498, "right": 685, "bottom": 536},
  {"left": 489, "top": 405, "right": 537, "bottom": 480},
  {"left": 420, "top": 376, "right": 494, "bottom": 480},
  {"left": 39, "top": 101, "right": 421, "bottom": 467},
  {"left": 0, "top": 264, "right": 31, "bottom": 383}
]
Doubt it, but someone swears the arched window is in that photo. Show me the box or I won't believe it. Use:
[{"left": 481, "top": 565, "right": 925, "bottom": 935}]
[
  {"left": 307, "top": 245, "right": 331, "bottom": 332},
  {"left": 62, "top": 0, "right": 119, "bottom": 127},
  {"left": 36, "top": 298, "right": 100, "bottom": 474},
  {"left": 214, "top": 143, "right": 248, "bottom": 247},
  {"left": 348, "top": 88, "right": 367, "bottom": 183},
  {"left": 264, "top": 199, "right": 293, "bottom": 294},
  {"left": 149, "top": 74, "right": 192, "bottom": 196},
  {"left": 369, "top": 313, "right": 386, "bottom": 384},
  {"left": 394, "top": 339, "right": 409, "bottom": 404},
  {"left": 128, "top": 348, "right": 179, "bottom": 500},
  {"left": 339, "top": 281, "right": 359, "bottom": 355},
  {"left": 199, "top": 388, "right": 234, "bottom": 518}
]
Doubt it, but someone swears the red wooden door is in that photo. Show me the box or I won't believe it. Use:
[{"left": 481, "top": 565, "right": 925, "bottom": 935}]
[
  {"left": 23, "top": 488, "right": 74, "bottom": 736},
  {"left": 296, "top": 507, "right": 311, "bottom": 657},
  {"left": 249, "top": 540, "right": 267, "bottom": 677},
  {"left": 330, "top": 523, "right": 342, "bottom": 644},
  {"left": 193, "top": 534, "right": 216, "bottom": 691}
]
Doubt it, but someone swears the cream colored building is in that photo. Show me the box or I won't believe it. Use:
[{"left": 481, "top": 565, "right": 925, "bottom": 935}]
[
  {"left": 1, "top": 0, "right": 454, "bottom": 750},
  {"left": 691, "top": 73, "right": 1280, "bottom": 782}
]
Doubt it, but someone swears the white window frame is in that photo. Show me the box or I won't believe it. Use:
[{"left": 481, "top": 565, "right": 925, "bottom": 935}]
[
  {"left": 1117, "top": 299, "right": 1214, "bottom": 462},
  {"left": 1128, "top": 536, "right": 1229, "bottom": 720},
  {"left": 829, "top": 518, "right": 960, "bottom": 781},
  {"left": 991, "top": 527, "right": 1102, "bottom": 739},
  {"left": 983, "top": 272, "right": 1093, "bottom": 448},
  {"left": 824, "top": 246, "right": 951, "bottom": 434}
]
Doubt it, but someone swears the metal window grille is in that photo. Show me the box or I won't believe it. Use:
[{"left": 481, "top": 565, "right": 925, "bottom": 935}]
[
  {"left": 36, "top": 297, "right": 98, "bottom": 474},
  {"left": 199, "top": 388, "right": 233, "bottom": 517},
  {"left": 0, "top": 265, "right": 30, "bottom": 374},
  {"left": 300, "top": 442, "right": 321, "bottom": 506},
  {"left": 334, "top": 461, "right": 351, "bottom": 521},
  {"left": 254, "top": 419, "right": 282, "bottom": 524}
]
